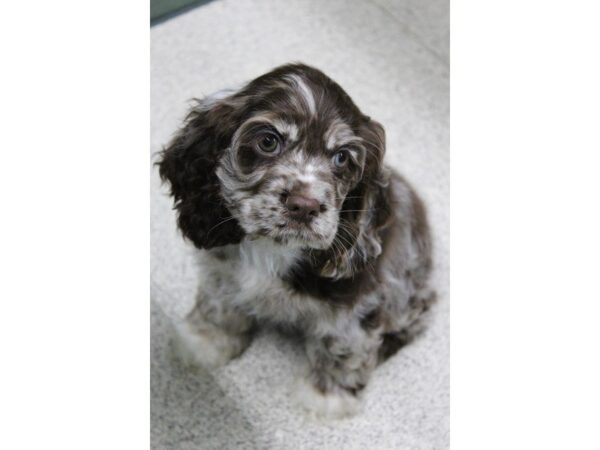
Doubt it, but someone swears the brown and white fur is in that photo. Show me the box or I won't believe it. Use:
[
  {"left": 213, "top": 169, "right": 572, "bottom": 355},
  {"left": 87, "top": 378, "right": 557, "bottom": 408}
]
[{"left": 158, "top": 63, "right": 435, "bottom": 419}]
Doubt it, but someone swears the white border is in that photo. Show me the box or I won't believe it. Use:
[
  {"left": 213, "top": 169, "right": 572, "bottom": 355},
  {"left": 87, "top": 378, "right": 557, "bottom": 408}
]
[
  {"left": 452, "top": 1, "right": 600, "bottom": 448},
  {"left": 0, "top": 1, "right": 149, "bottom": 448},
  {"left": 1, "top": 0, "right": 600, "bottom": 448}
]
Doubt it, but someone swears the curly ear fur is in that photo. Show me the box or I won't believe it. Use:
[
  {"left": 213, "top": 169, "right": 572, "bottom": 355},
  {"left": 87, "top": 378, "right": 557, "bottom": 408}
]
[
  {"left": 158, "top": 99, "right": 245, "bottom": 249},
  {"left": 319, "top": 118, "right": 393, "bottom": 279}
]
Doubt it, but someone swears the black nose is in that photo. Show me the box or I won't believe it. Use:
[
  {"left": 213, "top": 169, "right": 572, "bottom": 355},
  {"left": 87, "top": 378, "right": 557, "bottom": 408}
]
[{"left": 285, "top": 194, "right": 320, "bottom": 223}]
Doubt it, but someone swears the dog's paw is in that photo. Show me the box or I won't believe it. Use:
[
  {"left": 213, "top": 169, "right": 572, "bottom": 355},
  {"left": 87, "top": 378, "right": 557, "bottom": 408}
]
[
  {"left": 171, "top": 320, "right": 247, "bottom": 370},
  {"left": 292, "top": 378, "right": 363, "bottom": 420}
]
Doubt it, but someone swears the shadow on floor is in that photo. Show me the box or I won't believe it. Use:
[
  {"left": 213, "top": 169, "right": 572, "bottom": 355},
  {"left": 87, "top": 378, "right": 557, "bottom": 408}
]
[{"left": 150, "top": 300, "right": 259, "bottom": 449}]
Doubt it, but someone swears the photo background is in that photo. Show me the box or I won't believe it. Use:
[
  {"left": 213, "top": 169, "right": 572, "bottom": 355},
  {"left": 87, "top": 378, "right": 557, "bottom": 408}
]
[{"left": 151, "top": 0, "right": 449, "bottom": 448}]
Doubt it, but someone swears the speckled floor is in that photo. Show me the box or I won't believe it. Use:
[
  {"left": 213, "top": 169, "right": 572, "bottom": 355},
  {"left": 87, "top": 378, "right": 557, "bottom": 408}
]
[{"left": 151, "top": 1, "right": 448, "bottom": 448}]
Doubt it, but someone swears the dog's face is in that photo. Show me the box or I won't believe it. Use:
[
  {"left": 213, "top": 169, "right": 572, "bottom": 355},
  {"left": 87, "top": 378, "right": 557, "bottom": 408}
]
[
  {"left": 217, "top": 74, "right": 375, "bottom": 249},
  {"left": 159, "top": 64, "right": 390, "bottom": 276}
]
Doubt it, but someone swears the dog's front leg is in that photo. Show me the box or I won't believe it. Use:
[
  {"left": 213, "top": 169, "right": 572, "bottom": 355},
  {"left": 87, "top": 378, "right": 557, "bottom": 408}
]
[
  {"left": 173, "top": 289, "right": 254, "bottom": 370},
  {"left": 295, "top": 323, "right": 380, "bottom": 419}
]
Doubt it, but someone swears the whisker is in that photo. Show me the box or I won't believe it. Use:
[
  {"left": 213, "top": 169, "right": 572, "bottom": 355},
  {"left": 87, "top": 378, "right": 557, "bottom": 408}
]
[
  {"left": 206, "top": 216, "right": 236, "bottom": 236},
  {"left": 336, "top": 219, "right": 378, "bottom": 274},
  {"left": 331, "top": 238, "right": 345, "bottom": 263},
  {"left": 336, "top": 219, "right": 357, "bottom": 235},
  {"left": 334, "top": 230, "right": 355, "bottom": 250}
]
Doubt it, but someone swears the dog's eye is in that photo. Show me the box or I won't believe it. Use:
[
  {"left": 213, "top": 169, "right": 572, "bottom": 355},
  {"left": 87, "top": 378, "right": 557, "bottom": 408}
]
[
  {"left": 333, "top": 150, "right": 349, "bottom": 168},
  {"left": 257, "top": 134, "right": 280, "bottom": 154}
]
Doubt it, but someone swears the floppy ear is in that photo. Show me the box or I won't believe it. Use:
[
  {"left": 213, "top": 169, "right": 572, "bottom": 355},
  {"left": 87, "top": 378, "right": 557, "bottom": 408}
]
[
  {"left": 158, "top": 98, "right": 245, "bottom": 249},
  {"left": 320, "top": 118, "right": 393, "bottom": 279}
]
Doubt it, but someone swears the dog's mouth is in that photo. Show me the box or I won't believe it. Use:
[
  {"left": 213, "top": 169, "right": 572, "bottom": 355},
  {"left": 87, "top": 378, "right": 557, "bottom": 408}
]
[
  {"left": 278, "top": 219, "right": 310, "bottom": 230},
  {"left": 269, "top": 220, "right": 332, "bottom": 249}
]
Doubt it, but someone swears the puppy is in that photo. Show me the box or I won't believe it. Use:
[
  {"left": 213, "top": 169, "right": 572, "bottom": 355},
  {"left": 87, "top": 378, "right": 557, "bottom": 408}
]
[{"left": 158, "top": 63, "right": 435, "bottom": 419}]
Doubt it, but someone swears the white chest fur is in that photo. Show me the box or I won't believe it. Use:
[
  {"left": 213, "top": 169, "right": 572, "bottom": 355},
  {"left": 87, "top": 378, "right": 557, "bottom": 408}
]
[
  {"left": 234, "top": 238, "right": 301, "bottom": 306},
  {"left": 238, "top": 238, "right": 300, "bottom": 278},
  {"left": 199, "top": 238, "right": 328, "bottom": 325}
]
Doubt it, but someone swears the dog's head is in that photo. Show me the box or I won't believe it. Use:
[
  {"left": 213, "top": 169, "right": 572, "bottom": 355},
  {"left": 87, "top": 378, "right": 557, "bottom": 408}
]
[{"left": 159, "top": 63, "right": 392, "bottom": 278}]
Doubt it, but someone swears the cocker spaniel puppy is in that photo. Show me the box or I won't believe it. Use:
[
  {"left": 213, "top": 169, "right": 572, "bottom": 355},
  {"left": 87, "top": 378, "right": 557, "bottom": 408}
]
[{"left": 158, "top": 63, "right": 435, "bottom": 419}]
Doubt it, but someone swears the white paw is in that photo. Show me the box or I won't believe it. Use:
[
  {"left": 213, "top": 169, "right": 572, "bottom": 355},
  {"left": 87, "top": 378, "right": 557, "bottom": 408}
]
[
  {"left": 171, "top": 320, "right": 245, "bottom": 370},
  {"left": 292, "top": 378, "right": 363, "bottom": 420}
]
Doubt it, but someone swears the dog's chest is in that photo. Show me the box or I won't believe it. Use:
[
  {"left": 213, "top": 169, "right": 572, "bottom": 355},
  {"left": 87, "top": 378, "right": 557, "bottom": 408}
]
[
  {"left": 235, "top": 238, "right": 299, "bottom": 293},
  {"left": 201, "top": 238, "right": 322, "bottom": 323}
]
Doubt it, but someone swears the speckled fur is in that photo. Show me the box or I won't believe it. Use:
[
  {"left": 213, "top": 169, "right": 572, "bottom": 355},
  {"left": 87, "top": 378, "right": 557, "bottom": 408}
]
[{"left": 158, "top": 63, "right": 435, "bottom": 418}]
